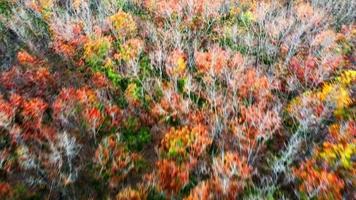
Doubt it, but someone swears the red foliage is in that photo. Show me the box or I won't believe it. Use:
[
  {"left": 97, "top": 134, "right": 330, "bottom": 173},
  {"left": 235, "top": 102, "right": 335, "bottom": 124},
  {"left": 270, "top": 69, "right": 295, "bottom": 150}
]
[
  {"left": 238, "top": 69, "right": 271, "bottom": 102},
  {"left": 184, "top": 181, "right": 212, "bottom": 200},
  {"left": 152, "top": 85, "right": 187, "bottom": 118},
  {"left": 17, "top": 51, "right": 37, "bottom": 64},
  {"left": 289, "top": 56, "right": 323, "bottom": 85},
  {"left": 51, "top": 23, "right": 87, "bottom": 59},
  {"left": 52, "top": 88, "right": 77, "bottom": 121},
  {"left": 0, "top": 183, "right": 11, "bottom": 198},
  {"left": 21, "top": 98, "right": 48, "bottom": 130},
  {"left": 211, "top": 152, "right": 251, "bottom": 199},
  {"left": 2, "top": 2, "right": 354, "bottom": 199},
  {"left": 0, "top": 96, "right": 15, "bottom": 128},
  {"left": 293, "top": 160, "right": 345, "bottom": 200},
  {"left": 156, "top": 159, "right": 189, "bottom": 194},
  {"left": 76, "top": 87, "right": 97, "bottom": 105},
  {"left": 229, "top": 52, "right": 244, "bottom": 68},
  {"left": 52, "top": 87, "right": 106, "bottom": 133},
  {"left": 83, "top": 107, "right": 104, "bottom": 132},
  {"left": 105, "top": 104, "right": 122, "bottom": 126},
  {"left": 92, "top": 72, "right": 109, "bottom": 88},
  {"left": 0, "top": 68, "right": 19, "bottom": 89},
  {"left": 195, "top": 47, "right": 229, "bottom": 75},
  {"left": 0, "top": 66, "right": 56, "bottom": 98},
  {"left": 94, "top": 136, "right": 141, "bottom": 188},
  {"left": 9, "top": 93, "right": 23, "bottom": 108},
  {"left": 240, "top": 102, "right": 280, "bottom": 137}
]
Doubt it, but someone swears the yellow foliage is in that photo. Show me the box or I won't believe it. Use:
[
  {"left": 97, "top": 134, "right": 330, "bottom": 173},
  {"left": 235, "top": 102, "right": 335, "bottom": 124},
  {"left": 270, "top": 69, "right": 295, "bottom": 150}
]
[
  {"left": 162, "top": 127, "right": 192, "bottom": 160},
  {"left": 287, "top": 91, "right": 312, "bottom": 114},
  {"left": 166, "top": 50, "right": 187, "bottom": 76},
  {"left": 125, "top": 83, "right": 141, "bottom": 105},
  {"left": 317, "top": 83, "right": 333, "bottom": 101},
  {"left": 116, "top": 186, "right": 145, "bottom": 200},
  {"left": 288, "top": 70, "right": 353, "bottom": 119},
  {"left": 319, "top": 142, "right": 355, "bottom": 169},
  {"left": 175, "top": 57, "right": 186, "bottom": 75},
  {"left": 117, "top": 39, "right": 144, "bottom": 62},
  {"left": 316, "top": 82, "right": 351, "bottom": 116},
  {"left": 104, "top": 58, "right": 114, "bottom": 69},
  {"left": 161, "top": 125, "right": 211, "bottom": 160},
  {"left": 337, "top": 70, "right": 356, "bottom": 86},
  {"left": 83, "top": 36, "right": 111, "bottom": 65},
  {"left": 109, "top": 11, "right": 137, "bottom": 37}
]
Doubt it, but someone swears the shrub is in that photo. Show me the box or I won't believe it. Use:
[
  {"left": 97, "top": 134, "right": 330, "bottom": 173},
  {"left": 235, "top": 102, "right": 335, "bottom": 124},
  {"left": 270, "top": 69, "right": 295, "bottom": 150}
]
[{"left": 84, "top": 36, "right": 111, "bottom": 68}]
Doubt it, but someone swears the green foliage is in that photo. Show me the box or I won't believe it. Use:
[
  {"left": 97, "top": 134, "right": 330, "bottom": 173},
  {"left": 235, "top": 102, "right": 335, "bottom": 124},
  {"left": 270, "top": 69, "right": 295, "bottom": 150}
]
[
  {"left": 256, "top": 51, "right": 276, "bottom": 65},
  {"left": 178, "top": 174, "right": 198, "bottom": 198},
  {"left": 122, "top": 125, "right": 151, "bottom": 151},
  {"left": 133, "top": 158, "right": 150, "bottom": 172},
  {"left": 188, "top": 92, "right": 207, "bottom": 108},
  {"left": 119, "top": 0, "right": 149, "bottom": 18},
  {"left": 0, "top": 133, "right": 9, "bottom": 149},
  {"left": 177, "top": 78, "right": 187, "bottom": 94},
  {"left": 167, "top": 138, "right": 184, "bottom": 158},
  {"left": 84, "top": 37, "right": 111, "bottom": 68},
  {"left": 0, "top": 1, "right": 11, "bottom": 17},
  {"left": 1, "top": 1, "right": 355, "bottom": 199},
  {"left": 340, "top": 41, "right": 353, "bottom": 55},
  {"left": 123, "top": 116, "right": 139, "bottom": 130},
  {"left": 106, "top": 68, "right": 123, "bottom": 86},
  {"left": 238, "top": 11, "right": 254, "bottom": 28},
  {"left": 138, "top": 54, "right": 154, "bottom": 79},
  {"left": 9, "top": 184, "right": 41, "bottom": 200},
  {"left": 147, "top": 187, "right": 166, "bottom": 200},
  {"left": 220, "top": 37, "right": 249, "bottom": 54},
  {"left": 164, "top": 115, "right": 180, "bottom": 127},
  {"left": 282, "top": 111, "right": 300, "bottom": 134},
  {"left": 241, "top": 186, "right": 283, "bottom": 200}
]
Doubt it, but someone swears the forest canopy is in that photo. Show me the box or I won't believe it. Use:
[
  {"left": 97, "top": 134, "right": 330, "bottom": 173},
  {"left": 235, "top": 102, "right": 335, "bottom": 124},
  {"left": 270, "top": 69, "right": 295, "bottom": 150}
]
[{"left": 0, "top": 0, "right": 355, "bottom": 199}]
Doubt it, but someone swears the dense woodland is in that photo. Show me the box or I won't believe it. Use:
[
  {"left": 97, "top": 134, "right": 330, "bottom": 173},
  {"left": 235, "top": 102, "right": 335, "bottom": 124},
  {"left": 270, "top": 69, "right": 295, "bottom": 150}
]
[{"left": 0, "top": 0, "right": 355, "bottom": 199}]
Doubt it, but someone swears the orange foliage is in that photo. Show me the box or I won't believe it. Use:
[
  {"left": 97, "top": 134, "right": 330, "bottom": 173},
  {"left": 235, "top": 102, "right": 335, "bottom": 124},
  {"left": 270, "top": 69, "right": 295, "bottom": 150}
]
[
  {"left": 166, "top": 49, "right": 187, "bottom": 77},
  {"left": 116, "top": 186, "right": 146, "bottom": 200},
  {"left": 51, "top": 23, "right": 87, "bottom": 58},
  {"left": 144, "top": 0, "right": 224, "bottom": 17},
  {"left": 156, "top": 159, "right": 189, "bottom": 194},
  {"left": 327, "top": 121, "right": 355, "bottom": 144},
  {"left": 195, "top": 47, "right": 229, "bottom": 75},
  {"left": 109, "top": 11, "right": 137, "bottom": 37},
  {"left": 211, "top": 152, "right": 251, "bottom": 199},
  {"left": 184, "top": 181, "right": 212, "bottom": 200},
  {"left": 0, "top": 96, "right": 15, "bottom": 128},
  {"left": 105, "top": 104, "right": 122, "bottom": 126},
  {"left": 83, "top": 107, "right": 103, "bottom": 132},
  {"left": 160, "top": 124, "right": 211, "bottom": 160},
  {"left": 92, "top": 72, "right": 109, "bottom": 88},
  {"left": 95, "top": 135, "right": 141, "bottom": 188},
  {"left": 17, "top": 51, "right": 36, "bottom": 64},
  {"left": 229, "top": 52, "right": 244, "bottom": 68},
  {"left": 21, "top": 98, "right": 47, "bottom": 129},
  {"left": 293, "top": 160, "right": 345, "bottom": 200},
  {"left": 238, "top": 69, "right": 271, "bottom": 101}
]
